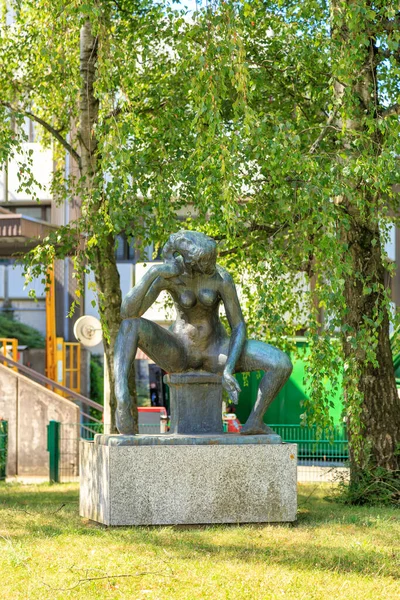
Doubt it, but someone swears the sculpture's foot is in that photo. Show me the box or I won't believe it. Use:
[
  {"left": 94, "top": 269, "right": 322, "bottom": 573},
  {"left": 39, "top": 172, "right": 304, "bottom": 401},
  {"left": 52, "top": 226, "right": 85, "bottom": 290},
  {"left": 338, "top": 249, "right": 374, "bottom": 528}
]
[
  {"left": 115, "top": 407, "right": 136, "bottom": 435},
  {"left": 241, "top": 421, "right": 278, "bottom": 436}
]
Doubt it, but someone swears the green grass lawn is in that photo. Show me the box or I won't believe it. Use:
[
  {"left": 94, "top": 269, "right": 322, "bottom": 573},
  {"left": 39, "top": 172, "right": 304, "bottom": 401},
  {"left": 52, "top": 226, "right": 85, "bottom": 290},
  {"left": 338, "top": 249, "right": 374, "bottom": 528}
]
[{"left": 0, "top": 482, "right": 399, "bottom": 600}]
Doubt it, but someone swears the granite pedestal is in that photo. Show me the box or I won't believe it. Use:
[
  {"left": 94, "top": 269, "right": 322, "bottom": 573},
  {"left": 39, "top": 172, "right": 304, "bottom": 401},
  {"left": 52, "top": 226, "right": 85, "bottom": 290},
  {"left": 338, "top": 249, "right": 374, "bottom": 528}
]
[
  {"left": 80, "top": 435, "right": 297, "bottom": 525},
  {"left": 80, "top": 371, "right": 296, "bottom": 525}
]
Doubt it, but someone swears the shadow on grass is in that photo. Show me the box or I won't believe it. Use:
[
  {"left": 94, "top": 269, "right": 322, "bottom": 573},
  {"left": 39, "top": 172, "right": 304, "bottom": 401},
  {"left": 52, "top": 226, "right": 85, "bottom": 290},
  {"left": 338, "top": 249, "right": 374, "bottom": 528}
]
[
  {"left": 8, "top": 519, "right": 399, "bottom": 580},
  {"left": 1, "top": 482, "right": 399, "bottom": 580},
  {"left": 140, "top": 536, "right": 400, "bottom": 579}
]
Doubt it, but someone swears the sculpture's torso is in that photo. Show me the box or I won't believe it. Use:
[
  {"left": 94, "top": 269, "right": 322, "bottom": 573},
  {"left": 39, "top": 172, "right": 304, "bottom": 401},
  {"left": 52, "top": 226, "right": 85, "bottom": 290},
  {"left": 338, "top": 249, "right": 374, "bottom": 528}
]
[{"left": 166, "top": 266, "right": 229, "bottom": 370}]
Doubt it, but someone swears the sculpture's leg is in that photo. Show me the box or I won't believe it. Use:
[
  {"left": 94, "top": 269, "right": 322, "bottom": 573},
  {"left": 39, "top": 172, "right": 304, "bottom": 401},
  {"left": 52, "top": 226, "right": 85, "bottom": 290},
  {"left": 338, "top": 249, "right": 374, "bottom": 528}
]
[
  {"left": 114, "top": 319, "right": 140, "bottom": 434},
  {"left": 114, "top": 317, "right": 186, "bottom": 434},
  {"left": 235, "top": 340, "right": 292, "bottom": 435}
]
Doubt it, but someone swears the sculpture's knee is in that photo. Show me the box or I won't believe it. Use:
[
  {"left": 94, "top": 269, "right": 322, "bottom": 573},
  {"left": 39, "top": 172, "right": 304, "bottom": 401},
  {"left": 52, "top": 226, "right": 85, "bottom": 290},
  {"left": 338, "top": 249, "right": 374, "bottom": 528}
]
[
  {"left": 278, "top": 353, "right": 293, "bottom": 380},
  {"left": 266, "top": 352, "right": 292, "bottom": 382},
  {"left": 120, "top": 317, "right": 141, "bottom": 333}
]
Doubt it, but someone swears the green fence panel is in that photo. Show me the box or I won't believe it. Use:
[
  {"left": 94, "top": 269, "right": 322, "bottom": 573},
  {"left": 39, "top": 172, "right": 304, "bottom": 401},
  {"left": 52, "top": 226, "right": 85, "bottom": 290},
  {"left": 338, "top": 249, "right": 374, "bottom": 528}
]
[
  {"left": 80, "top": 422, "right": 103, "bottom": 441},
  {"left": 0, "top": 420, "right": 8, "bottom": 481},
  {"left": 271, "top": 424, "right": 348, "bottom": 461},
  {"left": 47, "top": 420, "right": 60, "bottom": 483}
]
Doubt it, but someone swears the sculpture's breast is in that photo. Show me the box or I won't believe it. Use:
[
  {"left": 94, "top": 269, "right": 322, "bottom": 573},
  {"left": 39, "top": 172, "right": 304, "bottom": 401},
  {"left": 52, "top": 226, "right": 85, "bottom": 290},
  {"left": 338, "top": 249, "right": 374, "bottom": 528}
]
[
  {"left": 178, "top": 290, "right": 197, "bottom": 309},
  {"left": 198, "top": 289, "right": 219, "bottom": 307}
]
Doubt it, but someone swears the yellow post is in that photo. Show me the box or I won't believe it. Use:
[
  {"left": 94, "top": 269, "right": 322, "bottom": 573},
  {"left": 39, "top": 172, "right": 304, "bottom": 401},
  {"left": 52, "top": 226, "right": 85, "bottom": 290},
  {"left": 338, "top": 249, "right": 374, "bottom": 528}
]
[
  {"left": 76, "top": 343, "right": 81, "bottom": 393},
  {"left": 45, "top": 263, "right": 57, "bottom": 382},
  {"left": 0, "top": 338, "right": 18, "bottom": 371},
  {"left": 63, "top": 342, "right": 81, "bottom": 393},
  {"left": 11, "top": 338, "right": 17, "bottom": 364}
]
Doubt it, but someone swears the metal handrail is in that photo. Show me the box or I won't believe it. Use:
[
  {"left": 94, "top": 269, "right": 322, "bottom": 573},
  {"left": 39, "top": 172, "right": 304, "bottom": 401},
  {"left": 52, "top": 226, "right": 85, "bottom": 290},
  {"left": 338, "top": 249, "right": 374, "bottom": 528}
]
[
  {"left": 0, "top": 353, "right": 103, "bottom": 413},
  {"left": 81, "top": 411, "right": 103, "bottom": 424}
]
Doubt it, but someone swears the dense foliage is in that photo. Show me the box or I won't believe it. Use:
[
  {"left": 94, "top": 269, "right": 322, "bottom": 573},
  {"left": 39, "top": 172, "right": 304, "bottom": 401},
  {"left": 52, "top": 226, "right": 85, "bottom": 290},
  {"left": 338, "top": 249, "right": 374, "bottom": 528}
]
[
  {"left": 89, "top": 354, "right": 104, "bottom": 406},
  {"left": 337, "top": 460, "right": 400, "bottom": 506},
  {"left": 180, "top": 1, "right": 400, "bottom": 481}
]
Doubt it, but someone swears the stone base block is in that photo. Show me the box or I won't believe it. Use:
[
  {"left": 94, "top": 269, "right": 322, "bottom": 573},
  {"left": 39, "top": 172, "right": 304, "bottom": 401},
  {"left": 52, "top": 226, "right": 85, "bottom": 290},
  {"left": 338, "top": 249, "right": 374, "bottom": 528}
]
[
  {"left": 164, "top": 372, "right": 223, "bottom": 435},
  {"left": 80, "top": 437, "right": 297, "bottom": 526}
]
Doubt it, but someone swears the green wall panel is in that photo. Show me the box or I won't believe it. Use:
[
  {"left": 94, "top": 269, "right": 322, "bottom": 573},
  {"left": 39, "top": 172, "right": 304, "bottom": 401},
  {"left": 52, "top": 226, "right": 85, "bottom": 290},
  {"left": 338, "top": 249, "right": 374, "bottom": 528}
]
[{"left": 235, "top": 340, "right": 344, "bottom": 426}]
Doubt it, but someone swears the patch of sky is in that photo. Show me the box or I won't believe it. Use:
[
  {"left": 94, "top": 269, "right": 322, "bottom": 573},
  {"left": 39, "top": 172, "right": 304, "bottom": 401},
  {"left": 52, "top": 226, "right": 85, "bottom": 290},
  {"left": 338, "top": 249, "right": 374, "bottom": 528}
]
[{"left": 169, "top": 0, "right": 204, "bottom": 14}]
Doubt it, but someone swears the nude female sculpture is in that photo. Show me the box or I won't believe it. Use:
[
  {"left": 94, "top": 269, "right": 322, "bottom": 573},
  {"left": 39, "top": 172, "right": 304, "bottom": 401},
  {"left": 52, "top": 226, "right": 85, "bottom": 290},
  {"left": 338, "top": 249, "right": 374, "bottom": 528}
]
[{"left": 114, "top": 230, "right": 292, "bottom": 435}]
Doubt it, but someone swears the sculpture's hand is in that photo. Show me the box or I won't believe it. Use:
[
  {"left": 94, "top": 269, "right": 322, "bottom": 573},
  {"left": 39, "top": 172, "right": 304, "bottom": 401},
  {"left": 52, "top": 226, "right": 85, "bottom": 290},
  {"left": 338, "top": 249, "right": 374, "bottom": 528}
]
[
  {"left": 222, "top": 371, "right": 241, "bottom": 405},
  {"left": 156, "top": 260, "right": 183, "bottom": 280}
]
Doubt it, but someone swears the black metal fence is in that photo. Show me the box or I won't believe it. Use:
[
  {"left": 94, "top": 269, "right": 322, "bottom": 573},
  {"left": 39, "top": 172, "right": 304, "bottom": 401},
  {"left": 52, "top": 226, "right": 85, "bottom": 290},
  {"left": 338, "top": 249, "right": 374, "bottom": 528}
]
[
  {"left": 47, "top": 421, "right": 90, "bottom": 483},
  {"left": 49, "top": 422, "right": 164, "bottom": 482}
]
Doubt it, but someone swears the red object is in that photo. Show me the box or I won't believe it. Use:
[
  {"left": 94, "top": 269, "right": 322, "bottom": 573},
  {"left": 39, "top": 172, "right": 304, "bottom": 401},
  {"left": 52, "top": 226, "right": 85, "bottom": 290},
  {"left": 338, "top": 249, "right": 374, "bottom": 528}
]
[
  {"left": 138, "top": 406, "right": 167, "bottom": 418},
  {"left": 223, "top": 413, "right": 242, "bottom": 433}
]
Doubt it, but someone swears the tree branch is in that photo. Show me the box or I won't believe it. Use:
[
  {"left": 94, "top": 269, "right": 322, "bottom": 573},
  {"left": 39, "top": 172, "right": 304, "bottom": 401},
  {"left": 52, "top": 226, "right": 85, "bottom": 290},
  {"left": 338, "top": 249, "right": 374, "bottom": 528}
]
[
  {"left": 380, "top": 16, "right": 400, "bottom": 33},
  {"left": 110, "top": 0, "right": 132, "bottom": 17},
  {"left": 103, "top": 100, "right": 168, "bottom": 121},
  {"left": 1, "top": 101, "right": 82, "bottom": 171},
  {"left": 309, "top": 112, "right": 337, "bottom": 154},
  {"left": 42, "top": 570, "right": 173, "bottom": 592},
  {"left": 217, "top": 222, "right": 290, "bottom": 256},
  {"left": 381, "top": 104, "right": 400, "bottom": 118}
]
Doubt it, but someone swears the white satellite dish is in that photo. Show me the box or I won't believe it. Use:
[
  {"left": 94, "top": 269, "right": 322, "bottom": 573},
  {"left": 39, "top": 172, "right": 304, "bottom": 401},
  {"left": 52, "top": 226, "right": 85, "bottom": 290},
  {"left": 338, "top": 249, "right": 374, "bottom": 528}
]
[{"left": 73, "top": 315, "right": 103, "bottom": 347}]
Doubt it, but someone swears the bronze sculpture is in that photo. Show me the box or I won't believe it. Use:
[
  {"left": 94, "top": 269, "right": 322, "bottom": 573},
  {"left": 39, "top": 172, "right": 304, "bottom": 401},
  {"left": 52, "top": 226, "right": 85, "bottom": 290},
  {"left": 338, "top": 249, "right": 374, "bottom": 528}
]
[{"left": 114, "top": 230, "right": 292, "bottom": 435}]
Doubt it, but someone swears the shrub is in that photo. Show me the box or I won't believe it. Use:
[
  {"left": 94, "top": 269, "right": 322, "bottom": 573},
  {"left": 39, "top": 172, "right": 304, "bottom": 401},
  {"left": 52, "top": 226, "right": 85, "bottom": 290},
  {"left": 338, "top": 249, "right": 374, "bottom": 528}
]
[{"left": 0, "top": 314, "right": 45, "bottom": 348}]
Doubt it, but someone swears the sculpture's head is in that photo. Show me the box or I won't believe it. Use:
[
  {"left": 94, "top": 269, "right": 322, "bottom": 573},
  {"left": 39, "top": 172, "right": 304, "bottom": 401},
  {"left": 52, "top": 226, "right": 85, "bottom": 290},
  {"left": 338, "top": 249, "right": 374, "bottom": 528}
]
[{"left": 162, "top": 230, "right": 217, "bottom": 276}]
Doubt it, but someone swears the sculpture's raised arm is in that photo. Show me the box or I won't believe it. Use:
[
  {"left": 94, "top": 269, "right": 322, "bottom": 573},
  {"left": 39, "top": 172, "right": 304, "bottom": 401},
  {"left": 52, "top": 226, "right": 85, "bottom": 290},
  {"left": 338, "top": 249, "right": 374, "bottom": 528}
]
[{"left": 120, "top": 262, "right": 180, "bottom": 319}]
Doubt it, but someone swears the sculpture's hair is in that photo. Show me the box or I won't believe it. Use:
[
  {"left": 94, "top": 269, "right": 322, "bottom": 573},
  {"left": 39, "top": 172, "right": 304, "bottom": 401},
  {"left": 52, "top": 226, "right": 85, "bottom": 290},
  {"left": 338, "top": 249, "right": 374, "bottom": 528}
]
[{"left": 162, "top": 230, "right": 217, "bottom": 274}]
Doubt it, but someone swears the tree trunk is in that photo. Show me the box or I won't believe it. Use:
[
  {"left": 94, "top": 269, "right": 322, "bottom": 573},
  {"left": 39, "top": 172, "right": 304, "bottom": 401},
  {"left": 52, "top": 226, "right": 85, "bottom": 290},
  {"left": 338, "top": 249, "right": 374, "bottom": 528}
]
[
  {"left": 342, "top": 220, "right": 400, "bottom": 471},
  {"left": 78, "top": 19, "right": 137, "bottom": 433},
  {"left": 331, "top": 1, "right": 400, "bottom": 475},
  {"left": 93, "top": 237, "right": 127, "bottom": 433}
]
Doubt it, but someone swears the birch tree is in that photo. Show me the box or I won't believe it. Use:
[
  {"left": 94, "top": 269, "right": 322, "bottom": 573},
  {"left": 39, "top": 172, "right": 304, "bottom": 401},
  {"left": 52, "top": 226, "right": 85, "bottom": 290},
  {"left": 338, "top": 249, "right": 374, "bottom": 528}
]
[
  {"left": 193, "top": 1, "right": 400, "bottom": 493},
  {"left": 0, "top": 0, "right": 197, "bottom": 432},
  {"left": 0, "top": 1, "right": 248, "bottom": 433}
]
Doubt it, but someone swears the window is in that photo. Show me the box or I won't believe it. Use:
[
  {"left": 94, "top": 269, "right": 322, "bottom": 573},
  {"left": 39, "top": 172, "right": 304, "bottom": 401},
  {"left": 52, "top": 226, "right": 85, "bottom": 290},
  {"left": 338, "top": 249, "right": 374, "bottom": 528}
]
[
  {"left": 114, "top": 235, "right": 165, "bottom": 263},
  {"left": 22, "top": 117, "right": 35, "bottom": 143},
  {"left": 3, "top": 204, "right": 51, "bottom": 222},
  {"left": 115, "top": 234, "right": 136, "bottom": 261}
]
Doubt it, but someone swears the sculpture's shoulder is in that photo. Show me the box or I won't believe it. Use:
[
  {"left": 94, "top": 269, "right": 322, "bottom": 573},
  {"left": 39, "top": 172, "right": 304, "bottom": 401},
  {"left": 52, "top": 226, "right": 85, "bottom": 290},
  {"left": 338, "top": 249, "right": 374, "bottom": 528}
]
[{"left": 216, "top": 265, "right": 235, "bottom": 287}]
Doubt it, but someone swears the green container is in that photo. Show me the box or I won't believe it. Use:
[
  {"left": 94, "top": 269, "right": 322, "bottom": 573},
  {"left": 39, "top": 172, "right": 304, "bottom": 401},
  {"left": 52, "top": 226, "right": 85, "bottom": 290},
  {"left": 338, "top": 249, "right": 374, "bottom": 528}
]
[
  {"left": 47, "top": 420, "right": 60, "bottom": 483},
  {"left": 0, "top": 420, "right": 8, "bottom": 481}
]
